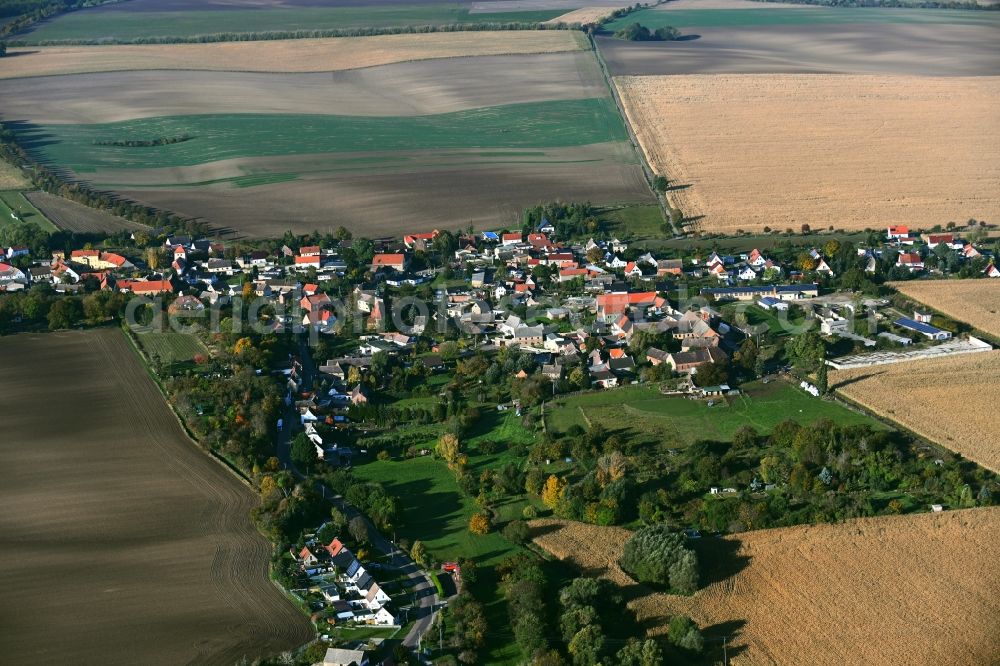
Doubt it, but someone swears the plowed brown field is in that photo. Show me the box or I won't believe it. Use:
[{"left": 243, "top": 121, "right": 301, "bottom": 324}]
[
  {"left": 1, "top": 31, "right": 585, "bottom": 80},
  {"left": 0, "top": 329, "right": 312, "bottom": 664},
  {"left": 890, "top": 279, "right": 1000, "bottom": 339},
  {"left": 833, "top": 350, "right": 1000, "bottom": 472},
  {"left": 614, "top": 74, "right": 1000, "bottom": 233},
  {"left": 531, "top": 510, "right": 1000, "bottom": 666}
]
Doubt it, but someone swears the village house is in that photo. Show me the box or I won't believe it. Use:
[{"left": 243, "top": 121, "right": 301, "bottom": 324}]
[{"left": 370, "top": 253, "right": 409, "bottom": 273}]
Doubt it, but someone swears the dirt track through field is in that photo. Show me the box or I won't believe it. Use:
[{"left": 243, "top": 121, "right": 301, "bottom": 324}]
[
  {"left": 614, "top": 74, "right": 1000, "bottom": 232},
  {"left": 1, "top": 31, "right": 585, "bottom": 80},
  {"left": 532, "top": 510, "right": 1000, "bottom": 665},
  {"left": 0, "top": 329, "right": 312, "bottom": 665}
]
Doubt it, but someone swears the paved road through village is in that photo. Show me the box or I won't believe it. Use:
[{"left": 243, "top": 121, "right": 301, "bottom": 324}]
[{"left": 277, "top": 338, "right": 439, "bottom": 649}]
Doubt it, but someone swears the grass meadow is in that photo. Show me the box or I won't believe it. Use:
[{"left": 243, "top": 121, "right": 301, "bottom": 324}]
[
  {"left": 136, "top": 331, "right": 209, "bottom": 363},
  {"left": 546, "top": 380, "right": 884, "bottom": 446},
  {"left": 0, "top": 191, "right": 58, "bottom": 232}
]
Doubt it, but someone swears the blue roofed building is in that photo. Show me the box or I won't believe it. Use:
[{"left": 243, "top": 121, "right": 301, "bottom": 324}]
[{"left": 893, "top": 317, "right": 952, "bottom": 341}]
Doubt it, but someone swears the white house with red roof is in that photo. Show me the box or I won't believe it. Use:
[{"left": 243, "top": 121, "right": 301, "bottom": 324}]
[
  {"left": 887, "top": 225, "right": 910, "bottom": 240},
  {"left": 896, "top": 253, "right": 924, "bottom": 272},
  {"left": 984, "top": 263, "right": 1000, "bottom": 278},
  {"left": 501, "top": 232, "right": 522, "bottom": 246}
]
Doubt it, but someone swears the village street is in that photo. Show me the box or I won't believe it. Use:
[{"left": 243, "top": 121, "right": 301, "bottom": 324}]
[{"left": 277, "top": 338, "right": 440, "bottom": 650}]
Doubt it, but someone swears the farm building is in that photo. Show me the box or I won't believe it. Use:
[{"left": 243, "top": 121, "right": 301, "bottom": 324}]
[
  {"left": 757, "top": 296, "right": 789, "bottom": 311},
  {"left": 894, "top": 317, "right": 952, "bottom": 341},
  {"left": 701, "top": 284, "right": 818, "bottom": 302}
]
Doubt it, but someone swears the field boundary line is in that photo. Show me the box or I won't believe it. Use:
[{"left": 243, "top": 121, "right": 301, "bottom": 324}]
[
  {"left": 119, "top": 323, "right": 255, "bottom": 488},
  {"left": 589, "top": 32, "right": 679, "bottom": 236}
]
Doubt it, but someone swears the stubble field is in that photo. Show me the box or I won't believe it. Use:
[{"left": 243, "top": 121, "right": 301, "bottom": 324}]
[
  {"left": 0, "top": 329, "right": 312, "bottom": 664},
  {"left": 532, "top": 509, "right": 1000, "bottom": 666},
  {"left": 890, "top": 279, "right": 1000, "bottom": 339},
  {"left": 0, "top": 30, "right": 586, "bottom": 79},
  {"left": 833, "top": 351, "right": 1000, "bottom": 473},
  {"left": 614, "top": 74, "right": 1000, "bottom": 233}
]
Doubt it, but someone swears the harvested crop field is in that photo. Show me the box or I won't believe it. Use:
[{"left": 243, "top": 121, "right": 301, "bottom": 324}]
[
  {"left": 532, "top": 510, "right": 1000, "bottom": 666},
  {"left": 890, "top": 279, "right": 1000, "bottom": 339},
  {"left": 544, "top": 6, "right": 616, "bottom": 24},
  {"left": 0, "top": 329, "right": 312, "bottom": 664},
  {"left": 0, "top": 31, "right": 585, "bottom": 80},
  {"left": 1, "top": 49, "right": 650, "bottom": 236},
  {"left": 614, "top": 74, "right": 1000, "bottom": 233},
  {"left": 25, "top": 190, "right": 150, "bottom": 234},
  {"left": 833, "top": 351, "right": 1000, "bottom": 473}
]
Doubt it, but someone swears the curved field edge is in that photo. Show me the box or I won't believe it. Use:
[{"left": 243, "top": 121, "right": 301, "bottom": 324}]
[
  {"left": 530, "top": 510, "right": 1000, "bottom": 666},
  {"left": 832, "top": 351, "right": 1000, "bottom": 473},
  {"left": 0, "top": 329, "right": 313, "bottom": 664},
  {"left": 0, "top": 31, "right": 587, "bottom": 80}
]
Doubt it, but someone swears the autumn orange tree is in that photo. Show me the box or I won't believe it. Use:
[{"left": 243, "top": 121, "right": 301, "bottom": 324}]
[{"left": 468, "top": 512, "right": 491, "bottom": 535}]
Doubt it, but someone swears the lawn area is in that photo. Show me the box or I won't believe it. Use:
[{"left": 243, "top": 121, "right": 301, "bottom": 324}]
[
  {"left": 352, "top": 455, "right": 519, "bottom": 567},
  {"left": 22, "top": 5, "right": 565, "bottom": 43},
  {"left": 0, "top": 191, "right": 58, "bottom": 232},
  {"left": 597, "top": 204, "right": 666, "bottom": 240},
  {"left": 27, "top": 100, "right": 627, "bottom": 174},
  {"left": 721, "top": 302, "right": 812, "bottom": 338},
  {"left": 604, "top": 6, "right": 1000, "bottom": 32},
  {"left": 546, "top": 379, "right": 884, "bottom": 445},
  {"left": 136, "top": 331, "right": 209, "bottom": 363}
]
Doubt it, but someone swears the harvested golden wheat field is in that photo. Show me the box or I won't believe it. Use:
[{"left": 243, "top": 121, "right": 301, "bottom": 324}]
[
  {"left": 1, "top": 30, "right": 585, "bottom": 79},
  {"left": 532, "top": 511, "right": 1000, "bottom": 666},
  {"left": 614, "top": 74, "right": 1000, "bottom": 233},
  {"left": 544, "top": 6, "right": 617, "bottom": 24},
  {"left": 833, "top": 351, "right": 1000, "bottom": 472},
  {"left": 891, "top": 279, "right": 1000, "bottom": 338}
]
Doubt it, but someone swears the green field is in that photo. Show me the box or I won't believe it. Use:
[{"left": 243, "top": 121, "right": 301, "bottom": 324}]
[
  {"left": 604, "top": 6, "right": 1000, "bottom": 31},
  {"left": 136, "top": 331, "right": 209, "bottom": 363},
  {"left": 546, "top": 380, "right": 884, "bottom": 445},
  {"left": 27, "top": 99, "right": 628, "bottom": 175},
  {"left": 353, "top": 455, "right": 520, "bottom": 565},
  {"left": 0, "top": 191, "right": 58, "bottom": 232},
  {"left": 21, "top": 5, "right": 564, "bottom": 43},
  {"left": 597, "top": 204, "right": 666, "bottom": 239}
]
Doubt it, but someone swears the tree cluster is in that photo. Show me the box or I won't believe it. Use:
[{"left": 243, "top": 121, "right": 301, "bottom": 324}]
[{"left": 619, "top": 524, "right": 699, "bottom": 594}]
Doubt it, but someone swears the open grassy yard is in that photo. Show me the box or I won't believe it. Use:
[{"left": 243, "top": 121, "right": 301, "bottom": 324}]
[
  {"left": 0, "top": 329, "right": 311, "bottom": 663},
  {"left": 0, "top": 190, "right": 58, "bottom": 232},
  {"left": 21, "top": 4, "right": 565, "bottom": 43},
  {"left": 352, "top": 455, "right": 520, "bottom": 566},
  {"left": 531, "top": 508, "right": 1000, "bottom": 666},
  {"left": 546, "top": 379, "right": 882, "bottom": 444},
  {"left": 136, "top": 330, "right": 209, "bottom": 363}
]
